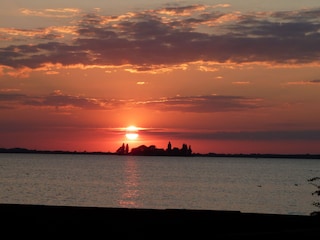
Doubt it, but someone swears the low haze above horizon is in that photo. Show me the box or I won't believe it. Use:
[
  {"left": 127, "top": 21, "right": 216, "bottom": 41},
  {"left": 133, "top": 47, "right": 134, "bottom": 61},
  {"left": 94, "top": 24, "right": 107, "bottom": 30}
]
[{"left": 1, "top": 0, "right": 320, "bottom": 154}]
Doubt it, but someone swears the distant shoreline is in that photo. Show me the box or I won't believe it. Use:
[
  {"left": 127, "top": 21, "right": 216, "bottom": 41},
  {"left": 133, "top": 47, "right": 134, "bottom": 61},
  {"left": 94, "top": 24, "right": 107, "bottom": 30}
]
[{"left": 1, "top": 147, "right": 319, "bottom": 159}]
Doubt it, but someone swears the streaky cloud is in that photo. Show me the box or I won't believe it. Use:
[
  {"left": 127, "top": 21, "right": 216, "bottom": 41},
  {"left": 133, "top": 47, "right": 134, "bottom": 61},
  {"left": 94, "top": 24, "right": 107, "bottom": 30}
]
[
  {"left": 138, "top": 95, "right": 263, "bottom": 112},
  {"left": 309, "top": 79, "right": 320, "bottom": 83},
  {"left": 133, "top": 128, "right": 320, "bottom": 141},
  {"left": 149, "top": 129, "right": 320, "bottom": 141},
  {"left": 0, "top": 92, "right": 262, "bottom": 113}
]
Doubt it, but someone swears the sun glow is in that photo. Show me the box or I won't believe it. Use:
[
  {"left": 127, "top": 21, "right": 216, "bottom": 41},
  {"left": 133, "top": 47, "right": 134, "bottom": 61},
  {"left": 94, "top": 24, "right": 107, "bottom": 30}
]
[{"left": 125, "top": 125, "right": 139, "bottom": 140}]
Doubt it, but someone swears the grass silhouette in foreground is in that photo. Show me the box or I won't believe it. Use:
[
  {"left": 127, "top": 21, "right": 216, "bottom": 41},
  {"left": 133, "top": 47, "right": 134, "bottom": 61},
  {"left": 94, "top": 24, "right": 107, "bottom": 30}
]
[{"left": 308, "top": 177, "right": 320, "bottom": 216}]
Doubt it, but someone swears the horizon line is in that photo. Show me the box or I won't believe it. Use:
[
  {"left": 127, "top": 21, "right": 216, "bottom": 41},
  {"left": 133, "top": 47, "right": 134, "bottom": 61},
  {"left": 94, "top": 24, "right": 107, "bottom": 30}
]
[{"left": 1, "top": 147, "right": 320, "bottom": 158}]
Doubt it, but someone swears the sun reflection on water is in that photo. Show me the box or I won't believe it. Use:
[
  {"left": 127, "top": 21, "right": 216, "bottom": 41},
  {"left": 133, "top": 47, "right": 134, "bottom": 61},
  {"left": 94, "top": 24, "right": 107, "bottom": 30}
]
[{"left": 118, "top": 157, "right": 140, "bottom": 208}]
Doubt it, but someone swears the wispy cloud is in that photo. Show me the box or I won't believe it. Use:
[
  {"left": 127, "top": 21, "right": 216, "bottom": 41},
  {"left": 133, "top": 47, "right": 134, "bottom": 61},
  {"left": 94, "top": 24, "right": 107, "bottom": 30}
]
[
  {"left": 19, "top": 8, "right": 81, "bottom": 18},
  {"left": 0, "top": 92, "right": 263, "bottom": 113},
  {"left": 1, "top": 5, "right": 320, "bottom": 73},
  {"left": 0, "top": 91, "right": 116, "bottom": 110},
  {"left": 136, "top": 95, "right": 263, "bottom": 112},
  {"left": 232, "top": 81, "right": 250, "bottom": 85},
  {"left": 127, "top": 127, "right": 320, "bottom": 142},
  {"left": 0, "top": 88, "right": 20, "bottom": 92},
  {"left": 174, "top": 130, "right": 320, "bottom": 141},
  {"left": 309, "top": 79, "right": 320, "bottom": 83},
  {"left": 286, "top": 79, "right": 320, "bottom": 85}
]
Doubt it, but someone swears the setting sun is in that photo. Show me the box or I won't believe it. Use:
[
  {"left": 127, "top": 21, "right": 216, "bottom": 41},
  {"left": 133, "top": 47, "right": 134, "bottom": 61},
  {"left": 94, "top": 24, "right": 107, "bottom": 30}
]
[
  {"left": 1, "top": 1, "right": 320, "bottom": 155},
  {"left": 125, "top": 125, "right": 139, "bottom": 140}
]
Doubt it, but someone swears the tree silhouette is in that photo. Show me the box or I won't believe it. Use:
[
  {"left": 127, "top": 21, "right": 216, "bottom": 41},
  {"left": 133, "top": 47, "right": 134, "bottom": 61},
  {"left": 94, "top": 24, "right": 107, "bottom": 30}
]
[{"left": 307, "top": 177, "right": 320, "bottom": 215}]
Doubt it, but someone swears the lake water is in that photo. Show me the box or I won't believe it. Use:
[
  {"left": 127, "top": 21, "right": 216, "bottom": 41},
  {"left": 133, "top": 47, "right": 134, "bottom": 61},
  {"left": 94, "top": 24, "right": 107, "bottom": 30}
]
[{"left": 0, "top": 153, "right": 319, "bottom": 215}]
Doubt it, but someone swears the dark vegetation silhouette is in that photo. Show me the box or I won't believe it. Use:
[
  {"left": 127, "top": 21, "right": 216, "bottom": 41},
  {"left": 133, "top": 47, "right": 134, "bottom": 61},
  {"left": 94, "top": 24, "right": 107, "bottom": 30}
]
[{"left": 308, "top": 177, "right": 320, "bottom": 216}]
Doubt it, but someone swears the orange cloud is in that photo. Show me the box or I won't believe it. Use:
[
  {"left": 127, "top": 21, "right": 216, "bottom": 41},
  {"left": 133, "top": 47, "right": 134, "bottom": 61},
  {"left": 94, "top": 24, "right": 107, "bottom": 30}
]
[
  {"left": 232, "top": 81, "right": 250, "bottom": 85},
  {"left": 20, "top": 8, "right": 81, "bottom": 18},
  {"left": 156, "top": 4, "right": 207, "bottom": 16}
]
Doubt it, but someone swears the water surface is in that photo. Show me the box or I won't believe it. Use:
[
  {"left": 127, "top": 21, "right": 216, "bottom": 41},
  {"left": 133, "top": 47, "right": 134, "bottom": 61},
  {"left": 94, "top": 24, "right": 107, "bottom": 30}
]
[{"left": 0, "top": 153, "right": 319, "bottom": 215}]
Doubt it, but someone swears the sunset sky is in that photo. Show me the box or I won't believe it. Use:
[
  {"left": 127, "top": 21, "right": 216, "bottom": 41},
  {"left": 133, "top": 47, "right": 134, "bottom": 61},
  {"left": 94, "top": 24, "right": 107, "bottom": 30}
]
[{"left": 1, "top": 0, "right": 320, "bottom": 154}]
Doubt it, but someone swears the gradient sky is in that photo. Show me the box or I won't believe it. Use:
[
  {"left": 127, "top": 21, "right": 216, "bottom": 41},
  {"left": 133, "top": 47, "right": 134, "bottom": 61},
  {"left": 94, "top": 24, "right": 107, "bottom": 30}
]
[{"left": 1, "top": 0, "right": 320, "bottom": 154}]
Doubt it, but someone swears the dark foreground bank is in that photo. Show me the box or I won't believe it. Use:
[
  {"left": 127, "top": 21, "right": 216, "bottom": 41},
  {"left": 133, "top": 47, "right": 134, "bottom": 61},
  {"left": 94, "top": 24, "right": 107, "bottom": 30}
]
[{"left": 1, "top": 204, "right": 319, "bottom": 238}]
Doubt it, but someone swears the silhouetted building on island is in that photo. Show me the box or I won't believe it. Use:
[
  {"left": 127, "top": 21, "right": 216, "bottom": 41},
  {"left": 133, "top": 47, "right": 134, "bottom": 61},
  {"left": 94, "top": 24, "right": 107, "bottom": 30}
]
[
  {"left": 116, "top": 143, "right": 129, "bottom": 155},
  {"left": 167, "top": 141, "right": 172, "bottom": 152},
  {"left": 116, "top": 141, "right": 192, "bottom": 156}
]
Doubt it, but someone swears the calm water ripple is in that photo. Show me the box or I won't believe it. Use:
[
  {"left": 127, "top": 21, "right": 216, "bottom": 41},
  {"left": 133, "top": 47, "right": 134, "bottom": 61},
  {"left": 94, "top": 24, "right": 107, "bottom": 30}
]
[{"left": 0, "top": 153, "right": 319, "bottom": 215}]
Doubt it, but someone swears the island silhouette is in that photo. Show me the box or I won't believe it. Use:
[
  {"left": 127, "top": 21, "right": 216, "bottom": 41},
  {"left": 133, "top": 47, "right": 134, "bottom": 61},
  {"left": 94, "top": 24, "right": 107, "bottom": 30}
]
[
  {"left": 0, "top": 144, "right": 320, "bottom": 159},
  {"left": 115, "top": 141, "right": 193, "bottom": 156}
]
